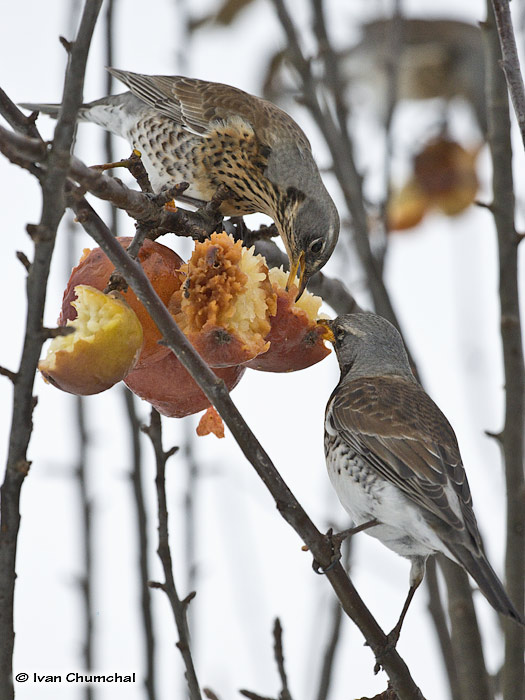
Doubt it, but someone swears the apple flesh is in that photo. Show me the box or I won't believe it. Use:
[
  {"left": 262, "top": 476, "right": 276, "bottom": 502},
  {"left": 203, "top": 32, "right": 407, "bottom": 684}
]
[
  {"left": 39, "top": 285, "right": 143, "bottom": 395},
  {"left": 60, "top": 238, "right": 183, "bottom": 368}
]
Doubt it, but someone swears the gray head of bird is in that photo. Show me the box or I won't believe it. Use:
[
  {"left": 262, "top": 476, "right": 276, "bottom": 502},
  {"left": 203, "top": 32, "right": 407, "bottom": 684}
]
[
  {"left": 280, "top": 189, "right": 340, "bottom": 300},
  {"left": 318, "top": 313, "right": 414, "bottom": 380}
]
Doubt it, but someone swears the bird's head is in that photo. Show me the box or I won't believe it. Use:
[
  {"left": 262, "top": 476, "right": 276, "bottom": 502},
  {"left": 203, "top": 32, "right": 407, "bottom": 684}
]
[
  {"left": 279, "top": 189, "right": 339, "bottom": 300},
  {"left": 318, "top": 313, "right": 414, "bottom": 379}
]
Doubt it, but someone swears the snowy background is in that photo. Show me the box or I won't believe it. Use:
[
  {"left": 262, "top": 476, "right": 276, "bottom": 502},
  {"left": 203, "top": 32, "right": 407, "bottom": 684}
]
[{"left": 1, "top": 0, "right": 524, "bottom": 698}]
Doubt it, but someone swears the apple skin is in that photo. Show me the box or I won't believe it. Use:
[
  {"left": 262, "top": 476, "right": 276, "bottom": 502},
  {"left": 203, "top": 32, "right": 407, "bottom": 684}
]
[
  {"left": 245, "top": 284, "right": 331, "bottom": 372},
  {"left": 60, "top": 238, "right": 183, "bottom": 368},
  {"left": 124, "top": 351, "right": 245, "bottom": 418},
  {"left": 39, "top": 285, "right": 144, "bottom": 395}
]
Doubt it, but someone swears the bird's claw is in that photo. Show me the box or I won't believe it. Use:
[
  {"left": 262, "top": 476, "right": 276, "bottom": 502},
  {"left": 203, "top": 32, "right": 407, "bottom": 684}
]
[
  {"left": 372, "top": 627, "right": 402, "bottom": 675},
  {"left": 312, "top": 527, "right": 343, "bottom": 575}
]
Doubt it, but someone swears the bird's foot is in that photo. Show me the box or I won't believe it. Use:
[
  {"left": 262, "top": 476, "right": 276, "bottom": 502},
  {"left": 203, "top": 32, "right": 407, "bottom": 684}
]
[
  {"left": 309, "top": 519, "right": 378, "bottom": 575},
  {"left": 372, "top": 626, "right": 402, "bottom": 674}
]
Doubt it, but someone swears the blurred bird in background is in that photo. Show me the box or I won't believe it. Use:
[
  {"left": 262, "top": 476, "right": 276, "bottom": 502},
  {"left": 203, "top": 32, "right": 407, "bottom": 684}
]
[{"left": 341, "top": 17, "right": 486, "bottom": 136}]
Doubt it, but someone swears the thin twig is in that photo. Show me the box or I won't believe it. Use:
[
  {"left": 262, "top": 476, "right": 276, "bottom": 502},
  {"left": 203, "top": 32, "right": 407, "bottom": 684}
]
[
  {"left": 0, "top": 3, "right": 103, "bottom": 696},
  {"left": 424, "top": 558, "right": 461, "bottom": 700},
  {"left": 273, "top": 618, "right": 293, "bottom": 700},
  {"left": 183, "top": 428, "right": 199, "bottom": 608},
  {"left": 483, "top": 7, "right": 525, "bottom": 700},
  {"left": 144, "top": 409, "right": 202, "bottom": 700},
  {"left": 74, "top": 395, "right": 93, "bottom": 700},
  {"left": 123, "top": 389, "right": 157, "bottom": 700},
  {"left": 491, "top": 0, "right": 525, "bottom": 150},
  {"left": 438, "top": 557, "right": 492, "bottom": 700}
]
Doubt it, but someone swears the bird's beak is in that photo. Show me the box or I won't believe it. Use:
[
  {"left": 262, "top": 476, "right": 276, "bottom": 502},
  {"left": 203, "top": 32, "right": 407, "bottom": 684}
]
[
  {"left": 316, "top": 318, "right": 335, "bottom": 343},
  {"left": 286, "top": 251, "right": 306, "bottom": 300}
]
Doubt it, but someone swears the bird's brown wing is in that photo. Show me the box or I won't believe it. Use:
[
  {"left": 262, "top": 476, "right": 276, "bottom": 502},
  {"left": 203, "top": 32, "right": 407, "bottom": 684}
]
[
  {"left": 108, "top": 68, "right": 311, "bottom": 148},
  {"left": 327, "top": 375, "right": 481, "bottom": 547}
]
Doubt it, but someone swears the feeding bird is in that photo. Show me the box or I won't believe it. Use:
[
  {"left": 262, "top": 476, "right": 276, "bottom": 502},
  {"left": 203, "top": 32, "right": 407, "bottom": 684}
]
[
  {"left": 320, "top": 312, "right": 524, "bottom": 644},
  {"left": 21, "top": 68, "right": 339, "bottom": 299}
]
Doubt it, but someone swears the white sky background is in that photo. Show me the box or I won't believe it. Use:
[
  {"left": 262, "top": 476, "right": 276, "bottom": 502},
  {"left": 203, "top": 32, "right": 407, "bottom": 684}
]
[{"left": 1, "top": 0, "right": 524, "bottom": 699}]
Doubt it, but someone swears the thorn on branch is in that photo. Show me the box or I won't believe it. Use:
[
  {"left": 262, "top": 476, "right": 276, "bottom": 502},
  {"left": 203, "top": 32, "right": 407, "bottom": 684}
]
[
  {"left": 475, "top": 200, "right": 494, "bottom": 211},
  {"left": 59, "top": 35, "right": 73, "bottom": 53},
  {"left": 165, "top": 445, "right": 179, "bottom": 460},
  {"left": 15, "top": 459, "right": 32, "bottom": 477},
  {"left": 517, "top": 231, "right": 524, "bottom": 244},
  {"left": 203, "top": 689, "right": 222, "bottom": 700},
  {"left": 26, "top": 223, "right": 51, "bottom": 242},
  {"left": 148, "top": 580, "right": 166, "bottom": 591},
  {"left": 239, "top": 691, "right": 276, "bottom": 700},
  {"left": 181, "top": 590, "right": 197, "bottom": 609},
  {"left": 16, "top": 251, "right": 31, "bottom": 271},
  {"left": 0, "top": 365, "right": 18, "bottom": 383},
  {"left": 485, "top": 429, "right": 504, "bottom": 444}
]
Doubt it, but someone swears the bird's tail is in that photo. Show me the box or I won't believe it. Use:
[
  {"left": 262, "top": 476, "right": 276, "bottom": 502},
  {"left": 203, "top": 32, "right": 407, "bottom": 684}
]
[
  {"left": 18, "top": 94, "right": 133, "bottom": 137},
  {"left": 447, "top": 542, "right": 525, "bottom": 626}
]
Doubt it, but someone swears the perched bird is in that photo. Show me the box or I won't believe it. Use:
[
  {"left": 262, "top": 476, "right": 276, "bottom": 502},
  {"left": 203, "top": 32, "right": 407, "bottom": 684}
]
[
  {"left": 342, "top": 18, "right": 487, "bottom": 135},
  {"left": 21, "top": 69, "right": 339, "bottom": 298},
  {"left": 321, "top": 313, "right": 524, "bottom": 643}
]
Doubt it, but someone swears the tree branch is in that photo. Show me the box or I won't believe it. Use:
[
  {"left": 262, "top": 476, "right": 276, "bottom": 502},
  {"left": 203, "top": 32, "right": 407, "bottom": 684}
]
[
  {"left": 0, "top": 3, "right": 103, "bottom": 696},
  {"left": 144, "top": 409, "right": 202, "bottom": 700},
  {"left": 483, "top": 7, "right": 525, "bottom": 700},
  {"left": 490, "top": 0, "right": 525, "bottom": 150},
  {"left": 439, "top": 557, "right": 492, "bottom": 700},
  {"left": 123, "top": 389, "right": 157, "bottom": 700},
  {"left": 424, "top": 559, "right": 461, "bottom": 700}
]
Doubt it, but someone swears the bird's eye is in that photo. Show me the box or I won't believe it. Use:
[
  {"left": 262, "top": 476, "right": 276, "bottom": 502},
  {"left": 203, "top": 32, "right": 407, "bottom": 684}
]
[
  {"left": 336, "top": 327, "right": 345, "bottom": 342},
  {"left": 309, "top": 238, "right": 324, "bottom": 254}
]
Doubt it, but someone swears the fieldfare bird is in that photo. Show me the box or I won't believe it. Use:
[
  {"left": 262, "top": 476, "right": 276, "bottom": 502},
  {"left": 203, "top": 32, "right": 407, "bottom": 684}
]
[
  {"left": 342, "top": 18, "right": 486, "bottom": 135},
  {"left": 22, "top": 69, "right": 339, "bottom": 298},
  {"left": 321, "top": 312, "right": 524, "bottom": 643}
]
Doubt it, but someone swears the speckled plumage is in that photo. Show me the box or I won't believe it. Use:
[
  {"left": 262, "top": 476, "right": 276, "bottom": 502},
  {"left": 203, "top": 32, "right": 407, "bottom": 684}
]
[
  {"left": 323, "top": 313, "right": 524, "bottom": 635},
  {"left": 21, "top": 69, "right": 339, "bottom": 297}
]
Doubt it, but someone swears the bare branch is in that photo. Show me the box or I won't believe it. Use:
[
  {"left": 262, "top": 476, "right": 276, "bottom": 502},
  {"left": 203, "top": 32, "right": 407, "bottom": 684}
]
[
  {"left": 123, "top": 389, "right": 157, "bottom": 700},
  {"left": 483, "top": 6, "right": 525, "bottom": 700},
  {"left": 143, "top": 409, "right": 201, "bottom": 700},
  {"left": 0, "top": 85, "right": 42, "bottom": 139},
  {"left": 439, "top": 557, "right": 492, "bottom": 700},
  {"left": 0, "top": 366, "right": 17, "bottom": 383},
  {"left": 273, "top": 618, "right": 293, "bottom": 700},
  {"left": 0, "top": 2, "right": 103, "bottom": 695},
  {"left": 424, "top": 559, "right": 461, "bottom": 700},
  {"left": 491, "top": 0, "right": 525, "bottom": 150}
]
